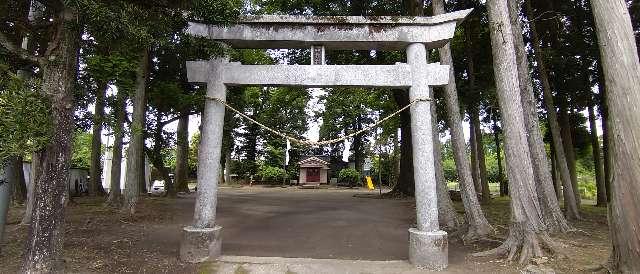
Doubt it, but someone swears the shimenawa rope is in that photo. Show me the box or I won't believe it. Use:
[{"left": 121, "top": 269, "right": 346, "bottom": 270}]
[{"left": 206, "top": 95, "right": 432, "bottom": 147}]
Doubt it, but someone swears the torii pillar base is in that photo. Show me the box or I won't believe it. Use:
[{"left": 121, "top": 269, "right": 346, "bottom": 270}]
[
  {"left": 408, "top": 228, "right": 448, "bottom": 270},
  {"left": 179, "top": 226, "right": 223, "bottom": 263}
]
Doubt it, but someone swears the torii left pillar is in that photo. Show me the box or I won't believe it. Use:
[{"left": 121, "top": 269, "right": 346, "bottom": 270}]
[{"left": 179, "top": 58, "right": 228, "bottom": 263}]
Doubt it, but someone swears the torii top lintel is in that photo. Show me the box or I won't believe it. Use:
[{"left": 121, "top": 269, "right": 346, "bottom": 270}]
[{"left": 187, "top": 9, "right": 472, "bottom": 51}]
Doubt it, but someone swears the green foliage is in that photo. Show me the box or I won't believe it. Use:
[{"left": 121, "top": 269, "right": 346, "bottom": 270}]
[
  {"left": 188, "top": 131, "right": 200, "bottom": 175},
  {"left": 338, "top": 168, "right": 360, "bottom": 185},
  {"left": 370, "top": 154, "right": 395, "bottom": 185},
  {"left": 442, "top": 156, "right": 458, "bottom": 183},
  {"left": 0, "top": 69, "right": 51, "bottom": 161},
  {"left": 257, "top": 164, "right": 287, "bottom": 183},
  {"left": 70, "top": 130, "right": 93, "bottom": 169},
  {"left": 191, "top": 0, "right": 243, "bottom": 23},
  {"left": 576, "top": 160, "right": 597, "bottom": 200},
  {"left": 231, "top": 52, "right": 311, "bottom": 172}
]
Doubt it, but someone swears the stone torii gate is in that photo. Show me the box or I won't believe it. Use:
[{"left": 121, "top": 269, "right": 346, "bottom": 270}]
[{"left": 180, "top": 9, "right": 471, "bottom": 270}]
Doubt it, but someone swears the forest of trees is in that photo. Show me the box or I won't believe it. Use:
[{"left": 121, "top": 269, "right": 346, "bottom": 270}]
[{"left": 1, "top": 0, "right": 639, "bottom": 273}]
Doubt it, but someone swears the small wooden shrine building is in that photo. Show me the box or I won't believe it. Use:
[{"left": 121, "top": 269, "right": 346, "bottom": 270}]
[{"left": 297, "top": 155, "right": 330, "bottom": 185}]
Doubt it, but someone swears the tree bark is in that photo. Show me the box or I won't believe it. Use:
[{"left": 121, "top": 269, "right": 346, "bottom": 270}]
[
  {"left": 138, "top": 114, "right": 148, "bottom": 194},
  {"left": 245, "top": 122, "right": 259, "bottom": 176},
  {"left": 11, "top": 157, "right": 27, "bottom": 205},
  {"left": 0, "top": 160, "right": 15, "bottom": 245},
  {"left": 509, "top": 0, "right": 571, "bottom": 233},
  {"left": 550, "top": 143, "right": 562, "bottom": 202},
  {"left": 558, "top": 108, "right": 581, "bottom": 208},
  {"left": 525, "top": 0, "right": 581, "bottom": 220},
  {"left": 106, "top": 90, "right": 126, "bottom": 206},
  {"left": 475, "top": 0, "right": 554, "bottom": 263},
  {"left": 599, "top": 80, "right": 612, "bottom": 202},
  {"left": 493, "top": 114, "right": 507, "bottom": 196},
  {"left": 469, "top": 116, "right": 481, "bottom": 193},
  {"left": 122, "top": 48, "right": 149, "bottom": 214},
  {"left": 431, "top": 89, "right": 461, "bottom": 231},
  {"left": 590, "top": 0, "right": 640, "bottom": 271},
  {"left": 151, "top": 115, "right": 175, "bottom": 198},
  {"left": 353, "top": 117, "right": 364, "bottom": 180},
  {"left": 471, "top": 110, "right": 490, "bottom": 204},
  {"left": 175, "top": 113, "right": 190, "bottom": 193},
  {"left": 588, "top": 105, "right": 606, "bottom": 207},
  {"left": 88, "top": 82, "right": 108, "bottom": 196},
  {"left": 21, "top": 153, "right": 38, "bottom": 225},
  {"left": 390, "top": 90, "right": 415, "bottom": 196},
  {"left": 433, "top": 0, "right": 493, "bottom": 241},
  {"left": 598, "top": 74, "right": 612, "bottom": 202},
  {"left": 22, "top": 7, "right": 79, "bottom": 272}
]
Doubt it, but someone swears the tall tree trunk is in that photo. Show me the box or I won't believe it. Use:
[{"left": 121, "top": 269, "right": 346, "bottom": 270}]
[
  {"left": 493, "top": 115, "right": 507, "bottom": 196},
  {"left": 245, "top": 122, "right": 259, "bottom": 176},
  {"left": 353, "top": 117, "right": 364, "bottom": 180},
  {"left": 431, "top": 90, "right": 461, "bottom": 231},
  {"left": 139, "top": 138, "right": 147, "bottom": 194},
  {"left": 591, "top": 0, "right": 640, "bottom": 271},
  {"left": 390, "top": 91, "right": 415, "bottom": 196},
  {"left": 88, "top": 82, "right": 108, "bottom": 196},
  {"left": 598, "top": 74, "right": 612, "bottom": 202},
  {"left": 433, "top": 0, "right": 493, "bottom": 241},
  {"left": 509, "top": 0, "right": 571, "bottom": 233},
  {"left": 23, "top": 8, "right": 79, "bottom": 272},
  {"left": 588, "top": 105, "right": 606, "bottom": 207},
  {"left": 122, "top": 48, "right": 149, "bottom": 215},
  {"left": 11, "top": 157, "right": 27, "bottom": 205},
  {"left": 525, "top": 0, "right": 581, "bottom": 220},
  {"left": 550, "top": 143, "right": 562, "bottom": 201},
  {"left": 152, "top": 115, "right": 175, "bottom": 198},
  {"left": 559, "top": 108, "right": 581, "bottom": 208},
  {"left": 0, "top": 161, "right": 15, "bottom": 244},
  {"left": 472, "top": 110, "right": 491, "bottom": 204},
  {"left": 475, "top": 0, "right": 554, "bottom": 263},
  {"left": 469, "top": 116, "right": 481, "bottom": 193},
  {"left": 106, "top": 90, "right": 126, "bottom": 206},
  {"left": 21, "top": 153, "right": 38, "bottom": 225},
  {"left": 393, "top": 133, "right": 400, "bottom": 187},
  {"left": 175, "top": 114, "right": 190, "bottom": 193}
]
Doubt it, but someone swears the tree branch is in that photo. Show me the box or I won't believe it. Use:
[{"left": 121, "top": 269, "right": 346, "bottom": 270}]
[
  {"left": 0, "top": 32, "right": 41, "bottom": 65},
  {"left": 36, "top": 0, "right": 64, "bottom": 10},
  {"left": 158, "top": 111, "right": 197, "bottom": 128}
]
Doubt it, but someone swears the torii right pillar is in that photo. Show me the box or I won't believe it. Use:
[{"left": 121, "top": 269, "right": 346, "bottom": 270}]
[{"left": 406, "top": 42, "right": 448, "bottom": 270}]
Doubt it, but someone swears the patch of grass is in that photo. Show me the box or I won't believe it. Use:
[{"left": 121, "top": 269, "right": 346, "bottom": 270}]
[
  {"left": 234, "top": 265, "right": 249, "bottom": 274},
  {"left": 446, "top": 182, "right": 501, "bottom": 196},
  {"left": 197, "top": 261, "right": 220, "bottom": 274}
]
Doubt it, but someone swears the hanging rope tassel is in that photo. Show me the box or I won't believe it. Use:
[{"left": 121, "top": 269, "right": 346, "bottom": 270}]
[{"left": 206, "top": 95, "right": 432, "bottom": 147}]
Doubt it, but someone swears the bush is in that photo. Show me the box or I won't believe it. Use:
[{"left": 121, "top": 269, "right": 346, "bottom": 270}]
[
  {"left": 257, "top": 165, "right": 287, "bottom": 183},
  {"left": 442, "top": 157, "right": 458, "bottom": 183},
  {"left": 338, "top": 168, "right": 360, "bottom": 185}
]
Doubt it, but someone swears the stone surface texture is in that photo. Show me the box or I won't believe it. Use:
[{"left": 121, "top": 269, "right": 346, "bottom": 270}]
[
  {"left": 211, "top": 255, "right": 444, "bottom": 274},
  {"left": 407, "top": 43, "right": 439, "bottom": 232},
  {"left": 191, "top": 58, "right": 228, "bottom": 229},
  {"left": 408, "top": 228, "right": 448, "bottom": 270},
  {"left": 187, "top": 61, "right": 449, "bottom": 88},
  {"left": 180, "top": 226, "right": 223, "bottom": 263},
  {"left": 187, "top": 9, "right": 472, "bottom": 50}
]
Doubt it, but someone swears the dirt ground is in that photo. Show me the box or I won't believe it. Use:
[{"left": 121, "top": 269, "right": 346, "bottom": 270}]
[{"left": 1, "top": 187, "right": 610, "bottom": 273}]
